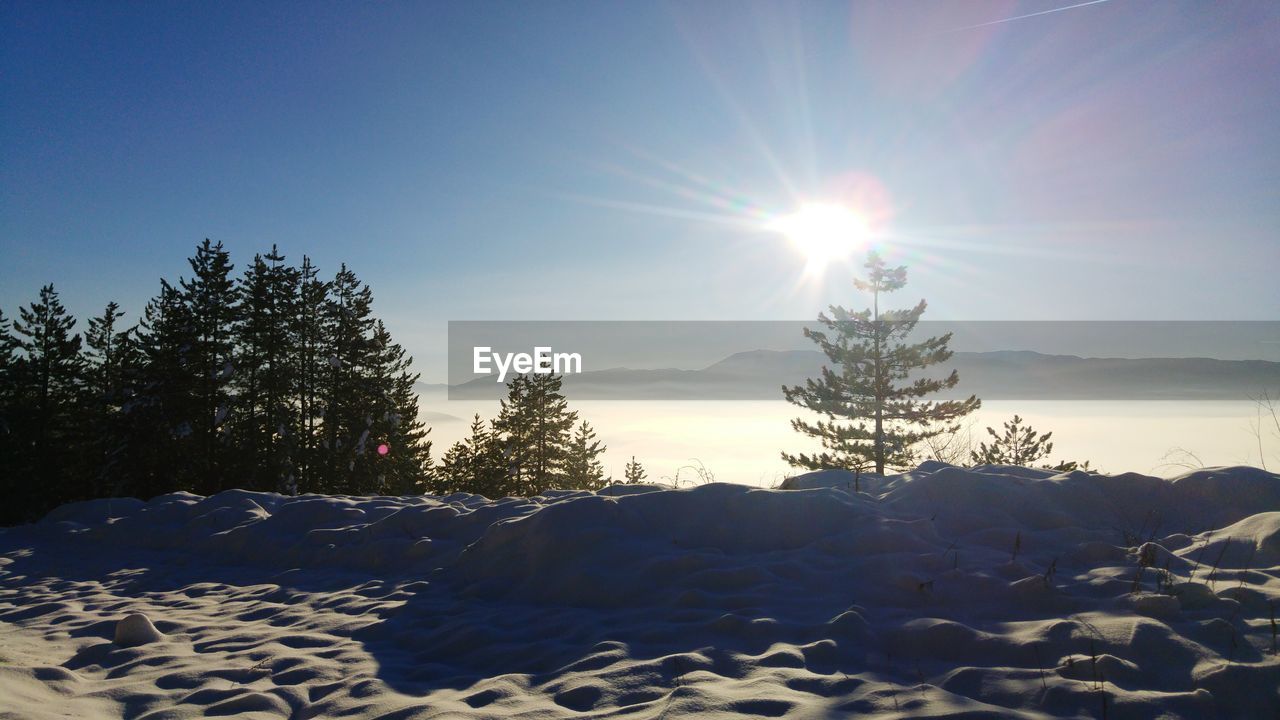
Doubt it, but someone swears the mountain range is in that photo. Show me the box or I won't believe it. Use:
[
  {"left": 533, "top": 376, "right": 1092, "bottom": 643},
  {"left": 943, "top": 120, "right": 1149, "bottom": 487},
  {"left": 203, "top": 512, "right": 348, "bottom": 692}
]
[{"left": 429, "top": 350, "right": 1279, "bottom": 401}]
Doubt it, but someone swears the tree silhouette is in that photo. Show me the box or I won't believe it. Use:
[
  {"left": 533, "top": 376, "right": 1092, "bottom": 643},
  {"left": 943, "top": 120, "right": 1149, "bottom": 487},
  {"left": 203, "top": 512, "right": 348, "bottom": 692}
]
[
  {"left": 8, "top": 285, "right": 86, "bottom": 519},
  {"left": 494, "top": 373, "right": 578, "bottom": 494},
  {"left": 623, "top": 455, "right": 647, "bottom": 484},
  {"left": 179, "top": 239, "right": 237, "bottom": 494},
  {"left": 83, "top": 301, "right": 135, "bottom": 496},
  {"left": 564, "top": 420, "right": 606, "bottom": 490},
  {"left": 783, "top": 251, "right": 980, "bottom": 474},
  {"left": 235, "top": 245, "right": 301, "bottom": 492},
  {"left": 0, "top": 242, "right": 437, "bottom": 521},
  {"left": 438, "top": 414, "right": 509, "bottom": 497},
  {"left": 971, "top": 415, "right": 1054, "bottom": 466}
]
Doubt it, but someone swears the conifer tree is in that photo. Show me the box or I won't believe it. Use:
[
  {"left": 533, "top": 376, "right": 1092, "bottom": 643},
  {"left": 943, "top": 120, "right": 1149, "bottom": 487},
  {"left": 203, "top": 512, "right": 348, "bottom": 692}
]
[
  {"left": 125, "top": 280, "right": 197, "bottom": 495},
  {"left": 235, "top": 246, "right": 300, "bottom": 491},
  {"left": 179, "top": 240, "right": 238, "bottom": 493},
  {"left": 783, "top": 252, "right": 980, "bottom": 474},
  {"left": 319, "top": 264, "right": 378, "bottom": 492},
  {"left": 1, "top": 309, "right": 26, "bottom": 523},
  {"left": 438, "top": 414, "right": 508, "bottom": 496},
  {"left": 623, "top": 455, "right": 647, "bottom": 484},
  {"left": 563, "top": 420, "right": 606, "bottom": 490},
  {"left": 84, "top": 303, "right": 127, "bottom": 404},
  {"left": 8, "top": 285, "right": 86, "bottom": 518},
  {"left": 83, "top": 302, "right": 135, "bottom": 495},
  {"left": 364, "top": 320, "right": 432, "bottom": 494},
  {"left": 971, "top": 415, "right": 1054, "bottom": 466},
  {"left": 1, "top": 245, "right": 437, "bottom": 510},
  {"left": 0, "top": 310, "right": 19, "bottom": 465},
  {"left": 293, "top": 256, "right": 329, "bottom": 493},
  {"left": 494, "top": 373, "right": 578, "bottom": 494},
  {"left": 492, "top": 374, "right": 534, "bottom": 493}
]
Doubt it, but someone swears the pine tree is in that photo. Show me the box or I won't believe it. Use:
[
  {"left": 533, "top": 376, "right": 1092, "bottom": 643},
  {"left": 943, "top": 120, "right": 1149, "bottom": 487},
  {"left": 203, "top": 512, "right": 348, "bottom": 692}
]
[
  {"left": 971, "top": 415, "right": 1054, "bottom": 466},
  {"left": 1, "top": 246, "right": 439, "bottom": 509},
  {"left": 438, "top": 414, "right": 508, "bottom": 497},
  {"left": 365, "top": 320, "right": 432, "bottom": 494},
  {"left": 623, "top": 455, "right": 647, "bottom": 484},
  {"left": 563, "top": 420, "right": 606, "bottom": 490},
  {"left": 492, "top": 374, "right": 534, "bottom": 494},
  {"left": 7, "top": 285, "right": 87, "bottom": 520},
  {"left": 84, "top": 302, "right": 127, "bottom": 405},
  {"left": 235, "top": 246, "right": 301, "bottom": 492},
  {"left": 1, "top": 309, "right": 26, "bottom": 523},
  {"left": 0, "top": 310, "right": 19, "bottom": 473},
  {"left": 179, "top": 240, "right": 238, "bottom": 494},
  {"left": 125, "top": 280, "right": 197, "bottom": 495},
  {"left": 782, "top": 252, "right": 980, "bottom": 474},
  {"left": 82, "top": 302, "right": 134, "bottom": 496},
  {"left": 293, "top": 256, "right": 329, "bottom": 493},
  {"left": 493, "top": 373, "right": 578, "bottom": 494},
  {"left": 318, "top": 264, "right": 377, "bottom": 493}
]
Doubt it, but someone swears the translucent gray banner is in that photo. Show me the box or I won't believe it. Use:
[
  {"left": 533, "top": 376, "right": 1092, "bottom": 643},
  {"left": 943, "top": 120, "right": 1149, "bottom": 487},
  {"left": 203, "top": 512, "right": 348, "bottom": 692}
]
[{"left": 446, "top": 321, "right": 1280, "bottom": 401}]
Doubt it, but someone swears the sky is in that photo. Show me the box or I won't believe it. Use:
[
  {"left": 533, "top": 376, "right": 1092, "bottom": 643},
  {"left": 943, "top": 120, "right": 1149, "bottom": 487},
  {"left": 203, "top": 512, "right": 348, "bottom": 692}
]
[{"left": 3, "top": 1, "right": 1278, "bottom": 380}]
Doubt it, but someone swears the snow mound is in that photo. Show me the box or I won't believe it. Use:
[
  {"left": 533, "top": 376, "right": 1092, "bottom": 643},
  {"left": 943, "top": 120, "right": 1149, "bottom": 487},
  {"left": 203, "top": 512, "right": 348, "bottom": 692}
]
[
  {"left": 113, "top": 613, "right": 163, "bottom": 647},
  {"left": 2, "top": 463, "right": 1278, "bottom": 718}
]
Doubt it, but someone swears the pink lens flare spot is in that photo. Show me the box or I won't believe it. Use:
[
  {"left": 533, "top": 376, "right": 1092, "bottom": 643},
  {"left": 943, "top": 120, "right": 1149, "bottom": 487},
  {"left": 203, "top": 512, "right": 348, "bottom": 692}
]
[{"left": 377, "top": 443, "right": 390, "bottom": 456}]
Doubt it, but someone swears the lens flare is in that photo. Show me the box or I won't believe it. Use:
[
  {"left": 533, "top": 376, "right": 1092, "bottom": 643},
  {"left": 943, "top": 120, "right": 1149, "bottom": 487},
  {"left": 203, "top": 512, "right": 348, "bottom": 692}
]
[{"left": 766, "top": 203, "right": 870, "bottom": 274}]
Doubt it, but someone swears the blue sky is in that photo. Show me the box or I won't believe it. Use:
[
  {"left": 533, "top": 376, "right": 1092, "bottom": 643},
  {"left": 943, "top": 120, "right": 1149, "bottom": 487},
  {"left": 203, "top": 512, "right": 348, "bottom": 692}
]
[{"left": 3, "top": 1, "right": 1278, "bottom": 378}]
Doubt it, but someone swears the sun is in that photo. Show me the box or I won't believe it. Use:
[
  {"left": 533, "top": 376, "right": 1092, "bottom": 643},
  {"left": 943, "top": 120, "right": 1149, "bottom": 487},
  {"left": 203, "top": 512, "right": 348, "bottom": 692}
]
[{"left": 766, "top": 203, "right": 870, "bottom": 274}]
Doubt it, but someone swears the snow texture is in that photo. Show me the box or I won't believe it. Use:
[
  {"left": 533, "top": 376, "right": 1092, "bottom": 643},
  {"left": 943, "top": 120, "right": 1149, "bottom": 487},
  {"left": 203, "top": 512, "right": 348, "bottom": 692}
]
[{"left": 2, "top": 464, "right": 1279, "bottom": 718}]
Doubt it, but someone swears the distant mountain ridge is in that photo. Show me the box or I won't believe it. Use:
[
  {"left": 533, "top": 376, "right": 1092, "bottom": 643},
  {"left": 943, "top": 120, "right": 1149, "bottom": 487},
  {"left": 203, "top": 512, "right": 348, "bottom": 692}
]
[{"left": 438, "top": 349, "right": 1279, "bottom": 400}]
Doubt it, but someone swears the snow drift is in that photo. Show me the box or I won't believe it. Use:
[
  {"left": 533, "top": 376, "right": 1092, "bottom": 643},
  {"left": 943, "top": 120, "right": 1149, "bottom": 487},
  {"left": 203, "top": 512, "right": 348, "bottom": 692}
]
[{"left": 2, "top": 464, "right": 1278, "bottom": 718}]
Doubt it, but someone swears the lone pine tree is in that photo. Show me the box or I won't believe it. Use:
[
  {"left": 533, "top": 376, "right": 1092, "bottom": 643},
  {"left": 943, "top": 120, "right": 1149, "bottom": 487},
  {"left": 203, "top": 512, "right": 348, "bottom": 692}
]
[
  {"left": 971, "top": 415, "right": 1054, "bottom": 466},
  {"left": 623, "top": 455, "right": 647, "bottom": 484},
  {"left": 782, "top": 251, "right": 980, "bottom": 475}
]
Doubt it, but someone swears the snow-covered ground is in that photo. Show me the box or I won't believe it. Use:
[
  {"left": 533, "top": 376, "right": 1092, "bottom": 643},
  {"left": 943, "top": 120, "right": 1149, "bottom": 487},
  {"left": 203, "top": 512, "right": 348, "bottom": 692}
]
[{"left": 2, "top": 464, "right": 1279, "bottom": 718}]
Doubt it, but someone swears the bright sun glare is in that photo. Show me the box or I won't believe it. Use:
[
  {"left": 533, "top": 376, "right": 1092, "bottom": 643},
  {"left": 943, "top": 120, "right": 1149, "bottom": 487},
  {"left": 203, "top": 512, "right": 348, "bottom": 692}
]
[{"left": 767, "top": 203, "right": 869, "bottom": 274}]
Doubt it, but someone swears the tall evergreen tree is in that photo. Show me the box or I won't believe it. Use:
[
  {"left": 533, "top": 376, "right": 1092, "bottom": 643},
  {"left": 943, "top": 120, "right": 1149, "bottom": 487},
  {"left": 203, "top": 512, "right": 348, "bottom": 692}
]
[
  {"left": 319, "top": 264, "right": 377, "bottom": 492},
  {"left": 782, "top": 252, "right": 980, "bottom": 474},
  {"left": 125, "top": 280, "right": 201, "bottom": 495},
  {"left": 364, "top": 320, "right": 432, "bottom": 494},
  {"left": 563, "top": 420, "right": 607, "bottom": 490},
  {"left": 293, "top": 256, "right": 329, "bottom": 493},
  {"left": 1, "top": 309, "right": 25, "bottom": 523},
  {"left": 0, "top": 310, "right": 19, "bottom": 468},
  {"left": 179, "top": 240, "right": 238, "bottom": 493},
  {"left": 82, "top": 302, "right": 135, "bottom": 495},
  {"left": 7, "top": 285, "right": 86, "bottom": 519},
  {"left": 494, "top": 373, "right": 578, "bottom": 494},
  {"left": 235, "top": 246, "right": 301, "bottom": 492}
]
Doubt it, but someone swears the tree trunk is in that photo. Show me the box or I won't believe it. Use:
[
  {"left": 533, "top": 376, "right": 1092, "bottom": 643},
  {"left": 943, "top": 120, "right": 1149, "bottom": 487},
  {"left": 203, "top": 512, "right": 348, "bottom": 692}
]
[{"left": 873, "top": 286, "right": 884, "bottom": 474}]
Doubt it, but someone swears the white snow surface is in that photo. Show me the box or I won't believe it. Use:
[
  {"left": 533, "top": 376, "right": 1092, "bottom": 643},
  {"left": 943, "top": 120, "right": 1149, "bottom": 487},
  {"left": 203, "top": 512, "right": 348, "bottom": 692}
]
[{"left": 2, "top": 463, "right": 1279, "bottom": 718}]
